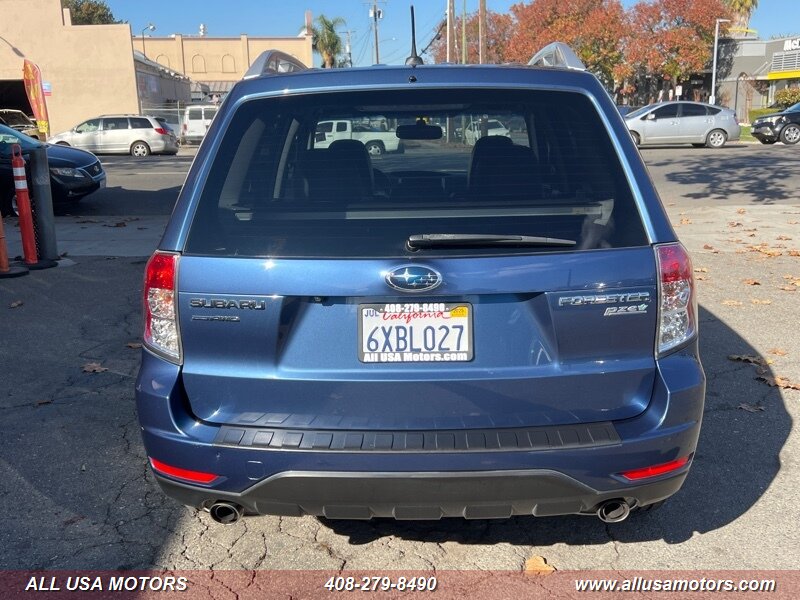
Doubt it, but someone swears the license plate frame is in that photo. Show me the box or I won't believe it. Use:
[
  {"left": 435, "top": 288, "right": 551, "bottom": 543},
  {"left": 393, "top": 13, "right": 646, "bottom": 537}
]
[{"left": 358, "top": 302, "right": 473, "bottom": 363}]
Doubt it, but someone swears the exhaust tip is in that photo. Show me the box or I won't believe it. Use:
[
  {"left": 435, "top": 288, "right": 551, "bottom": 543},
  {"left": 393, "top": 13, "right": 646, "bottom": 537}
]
[
  {"left": 209, "top": 501, "right": 243, "bottom": 524},
  {"left": 597, "top": 499, "right": 631, "bottom": 523}
]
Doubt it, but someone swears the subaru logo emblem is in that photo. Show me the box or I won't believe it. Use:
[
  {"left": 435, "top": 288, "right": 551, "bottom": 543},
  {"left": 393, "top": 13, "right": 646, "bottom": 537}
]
[{"left": 385, "top": 265, "right": 442, "bottom": 293}]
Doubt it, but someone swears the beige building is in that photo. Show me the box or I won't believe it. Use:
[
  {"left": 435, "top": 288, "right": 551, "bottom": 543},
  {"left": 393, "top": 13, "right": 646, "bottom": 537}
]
[
  {"left": 132, "top": 28, "right": 313, "bottom": 98},
  {"left": 0, "top": 0, "right": 312, "bottom": 136}
]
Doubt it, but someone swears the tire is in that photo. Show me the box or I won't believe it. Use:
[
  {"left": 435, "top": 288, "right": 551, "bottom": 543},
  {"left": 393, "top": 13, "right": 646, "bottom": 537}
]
[
  {"left": 130, "top": 141, "right": 151, "bottom": 157},
  {"left": 630, "top": 131, "right": 641, "bottom": 147},
  {"left": 705, "top": 129, "right": 727, "bottom": 148},
  {"left": 365, "top": 141, "right": 384, "bottom": 156},
  {"left": 779, "top": 123, "right": 800, "bottom": 145}
]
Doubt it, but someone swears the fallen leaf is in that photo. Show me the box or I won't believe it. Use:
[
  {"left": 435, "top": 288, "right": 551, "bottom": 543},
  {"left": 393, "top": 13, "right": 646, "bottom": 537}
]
[
  {"left": 788, "top": 250, "right": 800, "bottom": 257},
  {"left": 789, "top": 220, "right": 799, "bottom": 225},
  {"left": 784, "top": 275, "right": 800, "bottom": 286},
  {"left": 104, "top": 222, "right": 127, "bottom": 228},
  {"left": 738, "top": 403, "right": 765, "bottom": 413},
  {"left": 679, "top": 217, "right": 692, "bottom": 226},
  {"left": 126, "top": 342, "right": 143, "bottom": 349},
  {"left": 728, "top": 354, "right": 772, "bottom": 366},
  {"left": 694, "top": 267, "right": 708, "bottom": 273},
  {"left": 82, "top": 362, "right": 108, "bottom": 373},
  {"left": 35, "top": 399, "right": 53, "bottom": 406},
  {"left": 722, "top": 300, "right": 743, "bottom": 306},
  {"left": 728, "top": 221, "right": 742, "bottom": 227},
  {"left": 737, "top": 208, "right": 747, "bottom": 215},
  {"left": 768, "top": 348, "right": 788, "bottom": 356},
  {"left": 747, "top": 233, "right": 756, "bottom": 238},
  {"left": 703, "top": 244, "right": 714, "bottom": 250},
  {"left": 779, "top": 286, "right": 797, "bottom": 292},
  {"left": 80, "top": 464, "right": 87, "bottom": 472},
  {"left": 776, "top": 235, "right": 793, "bottom": 241},
  {"left": 695, "top": 275, "right": 708, "bottom": 281},
  {"left": 9, "top": 300, "right": 23, "bottom": 309},
  {"left": 524, "top": 555, "right": 556, "bottom": 575},
  {"left": 756, "top": 374, "right": 800, "bottom": 391},
  {"left": 76, "top": 219, "right": 99, "bottom": 224},
  {"left": 742, "top": 279, "right": 761, "bottom": 286},
  {"left": 751, "top": 299, "right": 772, "bottom": 305},
  {"left": 62, "top": 515, "right": 85, "bottom": 527}
]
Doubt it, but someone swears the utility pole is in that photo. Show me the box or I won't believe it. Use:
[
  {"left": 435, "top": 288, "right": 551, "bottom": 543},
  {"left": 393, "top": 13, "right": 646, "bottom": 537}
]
[
  {"left": 371, "top": 1, "right": 381, "bottom": 64},
  {"left": 342, "top": 30, "right": 354, "bottom": 67},
  {"left": 479, "top": 0, "right": 486, "bottom": 64},
  {"left": 462, "top": 0, "right": 467, "bottom": 64},
  {"left": 447, "top": 0, "right": 455, "bottom": 63}
]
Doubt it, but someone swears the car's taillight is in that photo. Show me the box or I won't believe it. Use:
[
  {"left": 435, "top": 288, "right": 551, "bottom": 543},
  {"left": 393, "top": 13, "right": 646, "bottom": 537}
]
[
  {"left": 149, "top": 457, "right": 217, "bottom": 484},
  {"left": 655, "top": 243, "right": 697, "bottom": 355},
  {"left": 619, "top": 455, "right": 691, "bottom": 481},
  {"left": 154, "top": 127, "right": 169, "bottom": 135},
  {"left": 143, "top": 251, "right": 181, "bottom": 363}
]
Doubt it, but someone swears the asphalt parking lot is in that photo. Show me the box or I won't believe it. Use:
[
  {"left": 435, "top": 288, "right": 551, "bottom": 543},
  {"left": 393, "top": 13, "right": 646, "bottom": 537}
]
[{"left": 1, "top": 142, "right": 798, "bottom": 571}]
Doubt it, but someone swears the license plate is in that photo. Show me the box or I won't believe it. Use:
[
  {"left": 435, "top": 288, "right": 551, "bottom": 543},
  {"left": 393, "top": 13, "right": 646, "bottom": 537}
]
[{"left": 359, "top": 303, "right": 473, "bottom": 363}]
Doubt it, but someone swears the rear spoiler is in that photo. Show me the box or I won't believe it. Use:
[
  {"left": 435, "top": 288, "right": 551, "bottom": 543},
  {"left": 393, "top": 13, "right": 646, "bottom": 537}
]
[
  {"left": 528, "top": 42, "right": 586, "bottom": 71},
  {"left": 243, "top": 50, "right": 308, "bottom": 79}
]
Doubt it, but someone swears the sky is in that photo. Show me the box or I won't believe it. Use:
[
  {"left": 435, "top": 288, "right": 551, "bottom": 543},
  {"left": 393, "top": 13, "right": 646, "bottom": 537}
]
[{"left": 105, "top": 0, "right": 797, "bottom": 68}]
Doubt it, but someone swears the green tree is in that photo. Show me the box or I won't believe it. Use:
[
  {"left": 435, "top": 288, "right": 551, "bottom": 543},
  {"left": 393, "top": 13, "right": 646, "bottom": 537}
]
[
  {"left": 61, "top": 0, "right": 119, "bottom": 25},
  {"left": 306, "top": 15, "right": 346, "bottom": 68}
]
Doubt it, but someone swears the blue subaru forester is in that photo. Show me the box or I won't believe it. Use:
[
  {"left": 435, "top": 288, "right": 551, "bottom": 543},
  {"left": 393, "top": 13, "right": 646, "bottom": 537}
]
[{"left": 136, "top": 43, "right": 704, "bottom": 525}]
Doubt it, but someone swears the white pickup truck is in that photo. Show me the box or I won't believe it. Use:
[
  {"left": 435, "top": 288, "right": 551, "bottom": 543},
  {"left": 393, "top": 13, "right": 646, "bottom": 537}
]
[{"left": 314, "top": 120, "right": 403, "bottom": 155}]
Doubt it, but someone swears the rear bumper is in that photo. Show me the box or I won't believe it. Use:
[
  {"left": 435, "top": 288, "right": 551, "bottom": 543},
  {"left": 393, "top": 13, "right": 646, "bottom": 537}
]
[
  {"left": 135, "top": 344, "right": 704, "bottom": 519},
  {"left": 155, "top": 468, "right": 688, "bottom": 520}
]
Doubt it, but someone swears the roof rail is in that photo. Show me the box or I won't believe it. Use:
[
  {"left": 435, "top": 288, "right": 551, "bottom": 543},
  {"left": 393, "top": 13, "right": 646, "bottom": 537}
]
[
  {"left": 528, "top": 42, "right": 585, "bottom": 71},
  {"left": 243, "top": 50, "right": 308, "bottom": 79}
]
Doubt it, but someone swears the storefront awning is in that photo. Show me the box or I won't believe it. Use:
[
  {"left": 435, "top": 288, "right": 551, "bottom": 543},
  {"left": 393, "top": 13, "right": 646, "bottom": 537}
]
[{"left": 767, "top": 70, "right": 800, "bottom": 80}]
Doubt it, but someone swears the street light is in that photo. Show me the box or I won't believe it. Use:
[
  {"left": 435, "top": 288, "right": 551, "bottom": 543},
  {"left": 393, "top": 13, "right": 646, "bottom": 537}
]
[
  {"left": 710, "top": 18, "right": 730, "bottom": 105},
  {"left": 141, "top": 23, "right": 156, "bottom": 58}
]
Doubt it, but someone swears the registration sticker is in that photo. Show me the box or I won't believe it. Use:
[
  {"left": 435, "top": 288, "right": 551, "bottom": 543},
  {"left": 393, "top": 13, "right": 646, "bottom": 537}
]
[{"left": 359, "top": 303, "right": 473, "bottom": 363}]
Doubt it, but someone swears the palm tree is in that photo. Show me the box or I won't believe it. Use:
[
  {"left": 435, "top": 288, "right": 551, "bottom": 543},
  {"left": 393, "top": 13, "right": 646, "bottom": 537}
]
[
  {"left": 304, "top": 15, "right": 346, "bottom": 68},
  {"left": 725, "top": 0, "right": 758, "bottom": 32}
]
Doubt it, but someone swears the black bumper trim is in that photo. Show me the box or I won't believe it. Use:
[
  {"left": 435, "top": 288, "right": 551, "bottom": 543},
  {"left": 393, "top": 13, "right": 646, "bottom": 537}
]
[
  {"left": 155, "top": 468, "right": 687, "bottom": 520},
  {"left": 213, "top": 422, "right": 620, "bottom": 453}
]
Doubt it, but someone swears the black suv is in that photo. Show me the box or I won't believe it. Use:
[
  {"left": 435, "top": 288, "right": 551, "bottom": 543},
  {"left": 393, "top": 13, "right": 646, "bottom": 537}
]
[{"left": 751, "top": 102, "right": 800, "bottom": 145}]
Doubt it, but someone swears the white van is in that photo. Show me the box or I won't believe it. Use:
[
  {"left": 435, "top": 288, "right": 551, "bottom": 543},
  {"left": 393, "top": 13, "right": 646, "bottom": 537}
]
[{"left": 181, "top": 104, "right": 217, "bottom": 145}]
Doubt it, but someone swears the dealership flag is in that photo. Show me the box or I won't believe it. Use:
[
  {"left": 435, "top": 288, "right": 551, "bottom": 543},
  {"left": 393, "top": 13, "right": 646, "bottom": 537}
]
[{"left": 22, "top": 60, "right": 50, "bottom": 137}]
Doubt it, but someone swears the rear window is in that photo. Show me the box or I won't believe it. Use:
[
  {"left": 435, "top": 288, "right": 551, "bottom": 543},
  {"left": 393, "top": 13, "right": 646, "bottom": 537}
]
[
  {"left": 103, "top": 117, "right": 129, "bottom": 130},
  {"left": 185, "top": 88, "right": 647, "bottom": 258},
  {"left": 130, "top": 117, "right": 153, "bottom": 129}
]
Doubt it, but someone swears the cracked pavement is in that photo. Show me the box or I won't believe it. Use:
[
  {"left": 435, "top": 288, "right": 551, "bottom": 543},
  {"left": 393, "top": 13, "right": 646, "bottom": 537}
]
[{"left": 1, "top": 146, "right": 799, "bottom": 572}]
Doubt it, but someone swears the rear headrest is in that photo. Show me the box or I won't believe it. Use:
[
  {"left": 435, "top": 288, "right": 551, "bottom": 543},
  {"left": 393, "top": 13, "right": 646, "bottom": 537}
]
[
  {"left": 304, "top": 139, "right": 374, "bottom": 200},
  {"left": 468, "top": 135, "right": 514, "bottom": 183},
  {"left": 469, "top": 142, "right": 539, "bottom": 199}
]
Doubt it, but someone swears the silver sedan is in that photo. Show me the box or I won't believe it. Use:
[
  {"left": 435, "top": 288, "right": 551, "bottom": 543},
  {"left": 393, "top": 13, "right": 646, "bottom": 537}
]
[{"left": 625, "top": 101, "right": 740, "bottom": 148}]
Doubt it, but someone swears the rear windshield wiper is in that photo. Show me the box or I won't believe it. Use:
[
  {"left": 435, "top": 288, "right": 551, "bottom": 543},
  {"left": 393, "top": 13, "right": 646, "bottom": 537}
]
[{"left": 407, "top": 233, "right": 576, "bottom": 250}]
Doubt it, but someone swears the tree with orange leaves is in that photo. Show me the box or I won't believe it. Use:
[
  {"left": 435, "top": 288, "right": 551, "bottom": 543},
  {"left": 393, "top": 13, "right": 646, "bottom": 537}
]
[
  {"left": 506, "top": 0, "right": 628, "bottom": 90},
  {"left": 427, "top": 11, "right": 515, "bottom": 65}
]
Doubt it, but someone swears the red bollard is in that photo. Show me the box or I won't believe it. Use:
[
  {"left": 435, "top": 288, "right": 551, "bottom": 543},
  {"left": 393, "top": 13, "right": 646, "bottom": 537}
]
[{"left": 11, "top": 144, "right": 39, "bottom": 266}]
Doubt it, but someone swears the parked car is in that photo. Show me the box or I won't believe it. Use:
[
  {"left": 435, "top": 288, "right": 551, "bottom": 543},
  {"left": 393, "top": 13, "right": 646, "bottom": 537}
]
[
  {"left": 48, "top": 115, "right": 179, "bottom": 157},
  {"left": 137, "top": 46, "right": 703, "bottom": 525},
  {"left": 314, "top": 120, "right": 403, "bottom": 155},
  {"left": 625, "top": 101, "right": 740, "bottom": 148},
  {"left": 463, "top": 118, "right": 510, "bottom": 145},
  {"left": 0, "top": 109, "right": 41, "bottom": 139},
  {"left": 616, "top": 105, "right": 642, "bottom": 118},
  {"left": 181, "top": 104, "right": 217, "bottom": 145},
  {"left": 751, "top": 102, "right": 800, "bottom": 145},
  {"left": 0, "top": 123, "right": 105, "bottom": 216}
]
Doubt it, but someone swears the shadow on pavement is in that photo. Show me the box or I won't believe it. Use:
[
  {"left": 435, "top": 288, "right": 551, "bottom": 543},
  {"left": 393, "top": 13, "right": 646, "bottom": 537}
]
[
  {"left": 645, "top": 147, "right": 798, "bottom": 204},
  {"left": 320, "top": 305, "right": 791, "bottom": 546}
]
